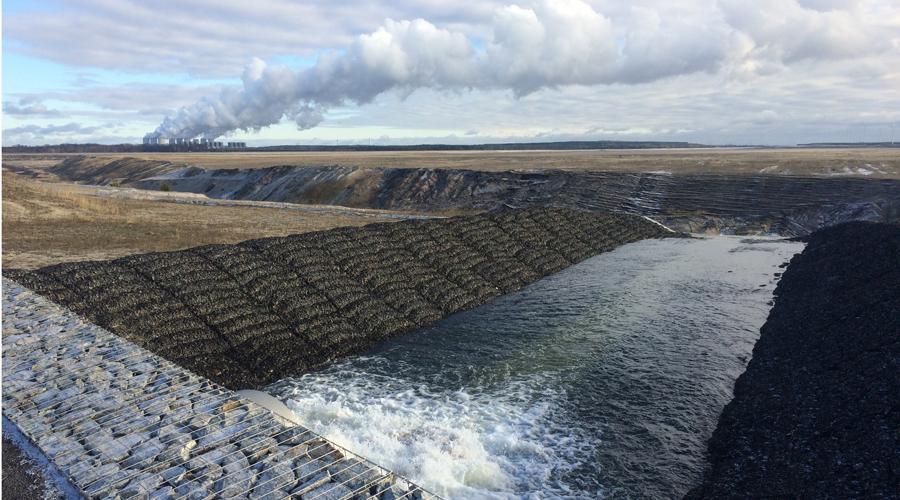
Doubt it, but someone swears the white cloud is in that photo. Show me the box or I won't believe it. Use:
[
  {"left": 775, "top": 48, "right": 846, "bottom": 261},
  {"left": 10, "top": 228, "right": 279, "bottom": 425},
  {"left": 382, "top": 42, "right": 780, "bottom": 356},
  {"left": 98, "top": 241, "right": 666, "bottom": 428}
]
[
  {"left": 2, "top": 122, "right": 107, "bottom": 145},
  {"left": 4, "top": 0, "right": 899, "bottom": 145},
  {"left": 3, "top": 100, "right": 66, "bottom": 117},
  {"left": 3, "top": 0, "right": 501, "bottom": 76},
  {"left": 143, "top": 0, "right": 899, "bottom": 140},
  {"left": 720, "top": 0, "right": 890, "bottom": 63}
]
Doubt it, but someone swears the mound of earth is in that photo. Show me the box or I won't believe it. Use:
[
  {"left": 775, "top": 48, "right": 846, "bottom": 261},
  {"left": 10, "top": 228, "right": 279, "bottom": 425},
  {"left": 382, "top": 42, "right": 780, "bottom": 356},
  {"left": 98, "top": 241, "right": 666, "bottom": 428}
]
[
  {"left": 5, "top": 208, "right": 670, "bottom": 389},
  {"left": 688, "top": 221, "right": 899, "bottom": 498}
]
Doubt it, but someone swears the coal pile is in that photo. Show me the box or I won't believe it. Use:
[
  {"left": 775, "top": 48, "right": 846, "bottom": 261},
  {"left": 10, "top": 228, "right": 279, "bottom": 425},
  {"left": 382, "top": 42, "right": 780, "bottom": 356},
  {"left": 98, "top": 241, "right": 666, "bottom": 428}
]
[
  {"left": 5, "top": 208, "right": 669, "bottom": 389},
  {"left": 688, "top": 221, "right": 899, "bottom": 499}
]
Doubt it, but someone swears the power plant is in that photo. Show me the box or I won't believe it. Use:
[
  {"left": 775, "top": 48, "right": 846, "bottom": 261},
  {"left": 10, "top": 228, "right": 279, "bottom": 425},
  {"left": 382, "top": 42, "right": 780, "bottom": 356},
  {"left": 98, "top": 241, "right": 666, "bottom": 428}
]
[{"left": 141, "top": 136, "right": 246, "bottom": 149}]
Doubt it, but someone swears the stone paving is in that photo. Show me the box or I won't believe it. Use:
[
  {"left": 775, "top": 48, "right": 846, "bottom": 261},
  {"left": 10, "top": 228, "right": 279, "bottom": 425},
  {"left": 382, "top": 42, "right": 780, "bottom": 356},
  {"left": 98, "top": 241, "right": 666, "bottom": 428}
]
[{"left": 2, "top": 279, "right": 432, "bottom": 500}]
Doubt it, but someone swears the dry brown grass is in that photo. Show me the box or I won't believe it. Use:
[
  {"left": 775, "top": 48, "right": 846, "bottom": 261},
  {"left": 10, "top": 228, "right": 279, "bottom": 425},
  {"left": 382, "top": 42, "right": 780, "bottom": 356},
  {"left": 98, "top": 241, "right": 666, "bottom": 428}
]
[
  {"left": 2, "top": 172, "right": 404, "bottom": 269},
  {"left": 19, "top": 180, "right": 128, "bottom": 218},
  {"left": 6, "top": 147, "right": 899, "bottom": 177}
]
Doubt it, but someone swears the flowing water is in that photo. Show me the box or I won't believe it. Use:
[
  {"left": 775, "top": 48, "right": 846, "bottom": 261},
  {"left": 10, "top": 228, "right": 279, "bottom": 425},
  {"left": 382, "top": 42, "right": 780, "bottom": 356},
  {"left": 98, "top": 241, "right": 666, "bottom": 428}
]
[{"left": 268, "top": 236, "right": 804, "bottom": 499}]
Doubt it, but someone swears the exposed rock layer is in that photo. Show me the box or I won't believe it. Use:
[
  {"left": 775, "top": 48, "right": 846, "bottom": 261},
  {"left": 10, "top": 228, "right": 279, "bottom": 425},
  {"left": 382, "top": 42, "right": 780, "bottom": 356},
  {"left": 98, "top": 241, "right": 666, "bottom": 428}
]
[
  {"left": 5, "top": 208, "right": 668, "bottom": 389},
  {"left": 688, "top": 221, "right": 899, "bottom": 498},
  {"left": 49, "top": 157, "right": 900, "bottom": 235}
]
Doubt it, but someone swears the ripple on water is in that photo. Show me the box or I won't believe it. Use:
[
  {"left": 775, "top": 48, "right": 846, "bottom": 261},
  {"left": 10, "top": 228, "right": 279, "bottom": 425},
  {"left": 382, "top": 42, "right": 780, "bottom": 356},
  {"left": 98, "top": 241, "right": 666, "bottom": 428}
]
[{"left": 268, "top": 236, "right": 804, "bottom": 499}]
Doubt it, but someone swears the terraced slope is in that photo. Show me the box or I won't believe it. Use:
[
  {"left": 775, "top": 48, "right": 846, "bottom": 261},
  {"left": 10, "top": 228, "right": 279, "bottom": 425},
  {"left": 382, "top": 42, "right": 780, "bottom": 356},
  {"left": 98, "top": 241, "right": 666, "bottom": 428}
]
[
  {"left": 5, "top": 208, "right": 669, "bottom": 389},
  {"left": 688, "top": 221, "right": 900, "bottom": 498},
  {"left": 48, "top": 157, "right": 900, "bottom": 235}
]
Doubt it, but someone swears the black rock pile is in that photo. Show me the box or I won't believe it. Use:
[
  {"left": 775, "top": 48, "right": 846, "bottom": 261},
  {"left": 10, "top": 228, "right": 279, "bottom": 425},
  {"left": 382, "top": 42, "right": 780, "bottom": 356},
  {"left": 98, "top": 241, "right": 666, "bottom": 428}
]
[
  {"left": 6, "top": 208, "right": 669, "bottom": 389},
  {"left": 688, "top": 221, "right": 899, "bottom": 499}
]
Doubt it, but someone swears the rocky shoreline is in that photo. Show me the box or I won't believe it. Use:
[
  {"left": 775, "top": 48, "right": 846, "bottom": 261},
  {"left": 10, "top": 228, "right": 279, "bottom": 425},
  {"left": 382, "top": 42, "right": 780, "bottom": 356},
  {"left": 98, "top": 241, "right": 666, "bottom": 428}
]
[
  {"left": 687, "top": 221, "right": 899, "bottom": 498},
  {"left": 5, "top": 208, "right": 670, "bottom": 389}
]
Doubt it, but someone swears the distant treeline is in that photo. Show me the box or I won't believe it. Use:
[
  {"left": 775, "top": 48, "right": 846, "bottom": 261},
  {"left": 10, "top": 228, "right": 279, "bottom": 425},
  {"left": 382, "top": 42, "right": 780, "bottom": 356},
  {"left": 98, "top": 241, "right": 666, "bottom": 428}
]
[
  {"left": 4, "top": 143, "right": 148, "bottom": 153},
  {"left": 798, "top": 142, "right": 899, "bottom": 148},
  {"left": 4, "top": 140, "right": 709, "bottom": 154},
  {"left": 253, "top": 140, "right": 710, "bottom": 151}
]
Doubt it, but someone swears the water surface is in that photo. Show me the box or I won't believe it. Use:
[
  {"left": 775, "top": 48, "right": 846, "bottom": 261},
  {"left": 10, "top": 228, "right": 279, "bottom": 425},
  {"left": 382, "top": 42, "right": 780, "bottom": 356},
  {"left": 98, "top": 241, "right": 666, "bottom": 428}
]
[{"left": 269, "top": 236, "right": 803, "bottom": 499}]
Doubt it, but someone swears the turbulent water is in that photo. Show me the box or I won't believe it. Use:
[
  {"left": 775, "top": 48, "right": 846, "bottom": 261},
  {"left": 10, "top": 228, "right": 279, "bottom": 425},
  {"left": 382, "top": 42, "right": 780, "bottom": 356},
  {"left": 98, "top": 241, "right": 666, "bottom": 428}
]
[{"left": 268, "top": 236, "right": 804, "bottom": 499}]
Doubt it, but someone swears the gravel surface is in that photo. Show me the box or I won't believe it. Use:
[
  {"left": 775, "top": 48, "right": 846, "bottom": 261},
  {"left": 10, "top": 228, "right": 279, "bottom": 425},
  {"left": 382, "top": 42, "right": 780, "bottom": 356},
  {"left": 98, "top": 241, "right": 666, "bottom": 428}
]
[
  {"left": 687, "top": 221, "right": 899, "bottom": 498},
  {"left": 5, "top": 208, "right": 670, "bottom": 389}
]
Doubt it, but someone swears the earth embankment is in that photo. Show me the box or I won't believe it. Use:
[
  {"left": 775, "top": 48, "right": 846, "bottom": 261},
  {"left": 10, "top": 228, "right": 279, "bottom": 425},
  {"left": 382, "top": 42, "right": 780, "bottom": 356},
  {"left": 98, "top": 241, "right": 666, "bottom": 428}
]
[
  {"left": 688, "top": 221, "right": 899, "bottom": 498},
  {"left": 47, "top": 156, "right": 900, "bottom": 235},
  {"left": 5, "top": 208, "right": 669, "bottom": 389}
]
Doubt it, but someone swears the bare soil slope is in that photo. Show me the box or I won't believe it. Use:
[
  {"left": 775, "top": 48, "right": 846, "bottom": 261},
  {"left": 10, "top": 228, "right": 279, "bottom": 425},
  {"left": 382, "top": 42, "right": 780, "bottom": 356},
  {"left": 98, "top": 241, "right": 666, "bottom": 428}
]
[{"left": 41, "top": 156, "right": 900, "bottom": 236}]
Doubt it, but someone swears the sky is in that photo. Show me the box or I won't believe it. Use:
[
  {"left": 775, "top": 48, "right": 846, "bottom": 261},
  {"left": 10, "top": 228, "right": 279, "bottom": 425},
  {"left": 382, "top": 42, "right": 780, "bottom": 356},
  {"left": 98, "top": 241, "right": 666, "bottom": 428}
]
[{"left": 2, "top": 0, "right": 899, "bottom": 146}]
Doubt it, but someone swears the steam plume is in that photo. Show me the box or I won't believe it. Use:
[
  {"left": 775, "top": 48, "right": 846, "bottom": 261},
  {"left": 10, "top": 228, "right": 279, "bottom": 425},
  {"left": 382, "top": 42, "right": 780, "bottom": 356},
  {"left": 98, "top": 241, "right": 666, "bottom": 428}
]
[{"left": 149, "top": 0, "right": 877, "bottom": 139}]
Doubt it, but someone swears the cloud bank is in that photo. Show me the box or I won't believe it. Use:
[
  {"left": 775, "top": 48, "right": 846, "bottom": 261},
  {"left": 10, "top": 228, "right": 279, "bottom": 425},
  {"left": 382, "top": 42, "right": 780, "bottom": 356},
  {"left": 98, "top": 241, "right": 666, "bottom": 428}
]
[
  {"left": 148, "top": 0, "right": 893, "bottom": 139},
  {"left": 3, "top": 100, "right": 65, "bottom": 117},
  {"left": 2, "top": 123, "right": 105, "bottom": 145}
]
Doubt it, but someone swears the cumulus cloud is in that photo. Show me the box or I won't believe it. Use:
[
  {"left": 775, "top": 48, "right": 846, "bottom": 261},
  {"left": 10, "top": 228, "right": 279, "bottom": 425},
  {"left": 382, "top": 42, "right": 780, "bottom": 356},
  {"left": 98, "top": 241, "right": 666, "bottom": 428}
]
[
  {"left": 149, "top": 0, "right": 897, "bottom": 139},
  {"left": 720, "top": 0, "right": 888, "bottom": 63},
  {"left": 3, "top": 0, "right": 501, "bottom": 76},
  {"left": 150, "top": 0, "right": 718, "bottom": 138},
  {"left": 5, "top": 0, "right": 898, "bottom": 144}
]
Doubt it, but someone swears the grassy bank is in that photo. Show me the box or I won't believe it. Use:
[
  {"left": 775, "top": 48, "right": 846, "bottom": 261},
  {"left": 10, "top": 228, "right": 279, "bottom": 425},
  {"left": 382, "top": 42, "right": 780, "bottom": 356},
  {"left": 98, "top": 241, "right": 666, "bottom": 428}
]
[{"left": 2, "top": 172, "right": 403, "bottom": 269}]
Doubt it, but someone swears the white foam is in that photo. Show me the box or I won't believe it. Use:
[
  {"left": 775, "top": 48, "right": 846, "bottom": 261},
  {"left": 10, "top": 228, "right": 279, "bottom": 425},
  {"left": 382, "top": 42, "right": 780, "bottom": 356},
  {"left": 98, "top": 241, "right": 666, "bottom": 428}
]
[
  {"left": 272, "top": 237, "right": 806, "bottom": 498},
  {"left": 277, "top": 364, "right": 596, "bottom": 499}
]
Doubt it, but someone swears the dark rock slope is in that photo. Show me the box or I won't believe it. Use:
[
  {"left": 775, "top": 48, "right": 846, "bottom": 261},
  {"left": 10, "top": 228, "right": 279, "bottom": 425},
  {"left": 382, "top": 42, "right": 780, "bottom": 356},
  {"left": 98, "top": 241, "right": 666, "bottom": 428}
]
[
  {"left": 48, "top": 157, "right": 900, "bottom": 236},
  {"left": 5, "top": 208, "right": 669, "bottom": 389},
  {"left": 688, "top": 221, "right": 899, "bottom": 498}
]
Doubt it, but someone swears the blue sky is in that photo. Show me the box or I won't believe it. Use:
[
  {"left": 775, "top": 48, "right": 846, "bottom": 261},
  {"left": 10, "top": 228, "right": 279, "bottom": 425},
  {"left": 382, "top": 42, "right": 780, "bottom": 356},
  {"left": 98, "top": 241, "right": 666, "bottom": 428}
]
[{"left": 3, "top": 0, "right": 899, "bottom": 146}]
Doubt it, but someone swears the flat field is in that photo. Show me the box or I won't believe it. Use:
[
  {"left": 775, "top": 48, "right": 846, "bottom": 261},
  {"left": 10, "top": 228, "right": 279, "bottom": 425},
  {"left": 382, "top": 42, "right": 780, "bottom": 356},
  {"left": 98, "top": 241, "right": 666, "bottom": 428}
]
[
  {"left": 6, "top": 147, "right": 899, "bottom": 177},
  {"left": 1, "top": 172, "right": 410, "bottom": 269},
  {"left": 3, "top": 147, "right": 898, "bottom": 267}
]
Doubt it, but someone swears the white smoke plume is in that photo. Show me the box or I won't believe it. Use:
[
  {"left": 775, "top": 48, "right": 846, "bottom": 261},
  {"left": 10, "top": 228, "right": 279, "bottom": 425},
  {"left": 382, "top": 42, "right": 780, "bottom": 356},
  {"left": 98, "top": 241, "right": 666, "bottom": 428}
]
[{"left": 149, "top": 0, "right": 886, "bottom": 139}]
